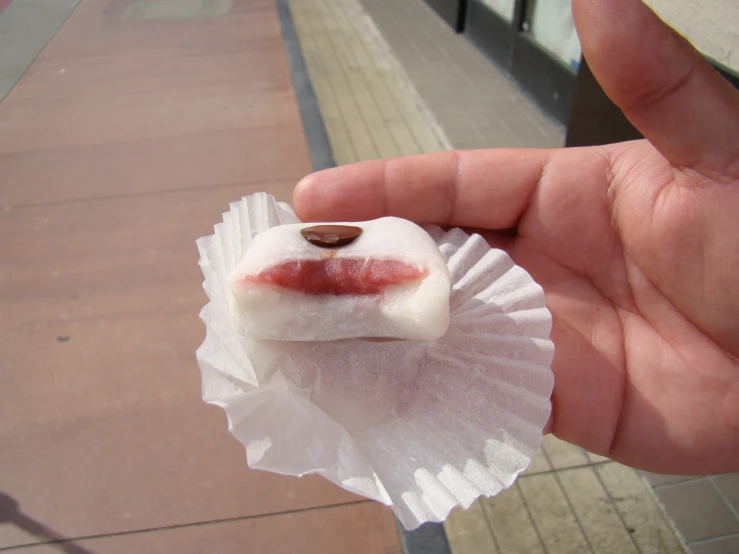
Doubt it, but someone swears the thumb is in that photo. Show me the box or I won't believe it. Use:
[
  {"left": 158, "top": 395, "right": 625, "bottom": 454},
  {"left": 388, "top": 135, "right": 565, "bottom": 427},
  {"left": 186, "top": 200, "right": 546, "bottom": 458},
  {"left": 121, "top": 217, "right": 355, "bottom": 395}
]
[{"left": 572, "top": 0, "right": 739, "bottom": 177}]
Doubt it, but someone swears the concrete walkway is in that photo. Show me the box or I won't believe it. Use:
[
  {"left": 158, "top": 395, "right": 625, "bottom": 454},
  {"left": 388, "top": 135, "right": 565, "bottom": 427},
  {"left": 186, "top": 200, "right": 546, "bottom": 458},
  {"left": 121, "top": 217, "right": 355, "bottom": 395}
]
[{"left": 0, "top": 0, "right": 402, "bottom": 552}]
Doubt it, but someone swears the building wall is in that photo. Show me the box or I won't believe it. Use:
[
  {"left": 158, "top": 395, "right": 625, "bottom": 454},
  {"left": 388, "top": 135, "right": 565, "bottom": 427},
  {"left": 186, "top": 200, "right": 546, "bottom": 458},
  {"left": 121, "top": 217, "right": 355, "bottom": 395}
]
[{"left": 645, "top": 0, "right": 739, "bottom": 72}]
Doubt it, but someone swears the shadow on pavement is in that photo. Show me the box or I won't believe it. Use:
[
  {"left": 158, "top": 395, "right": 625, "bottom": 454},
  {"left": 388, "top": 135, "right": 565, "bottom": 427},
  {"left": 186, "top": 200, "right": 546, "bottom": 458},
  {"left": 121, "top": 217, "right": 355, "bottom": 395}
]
[{"left": 0, "top": 491, "right": 97, "bottom": 554}]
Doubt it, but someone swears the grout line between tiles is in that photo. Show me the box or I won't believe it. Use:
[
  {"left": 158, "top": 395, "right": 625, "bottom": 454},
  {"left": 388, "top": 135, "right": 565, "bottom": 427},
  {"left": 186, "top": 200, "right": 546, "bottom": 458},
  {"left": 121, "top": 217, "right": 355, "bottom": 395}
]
[
  {"left": 382, "top": 10, "right": 429, "bottom": 65},
  {"left": 0, "top": 500, "right": 373, "bottom": 551},
  {"left": 651, "top": 476, "right": 717, "bottom": 490},
  {"left": 0, "top": 116, "right": 294, "bottom": 158},
  {"left": 358, "top": 0, "right": 452, "bottom": 150},
  {"left": 380, "top": 1, "right": 491, "bottom": 98},
  {"left": 460, "top": 109, "right": 492, "bottom": 147},
  {"left": 388, "top": 0, "right": 471, "bottom": 150},
  {"left": 292, "top": 3, "right": 363, "bottom": 163},
  {"left": 512, "top": 479, "right": 550, "bottom": 554},
  {"left": 635, "top": 471, "right": 692, "bottom": 552},
  {"left": 592, "top": 464, "right": 644, "bottom": 554},
  {"left": 314, "top": 0, "right": 381, "bottom": 160},
  {"left": 333, "top": 0, "right": 425, "bottom": 156},
  {"left": 709, "top": 476, "right": 739, "bottom": 521},
  {"left": 538, "top": 444, "right": 596, "bottom": 554},
  {"left": 377, "top": 0, "right": 488, "bottom": 130},
  {"left": 0, "top": 178, "right": 298, "bottom": 211},
  {"left": 295, "top": 25, "right": 360, "bottom": 162},
  {"left": 519, "top": 459, "right": 613, "bottom": 478},
  {"left": 354, "top": 3, "right": 450, "bottom": 152},
  {"left": 688, "top": 531, "right": 739, "bottom": 546},
  {"left": 477, "top": 499, "right": 503, "bottom": 554},
  {"left": 325, "top": 0, "right": 405, "bottom": 157}
]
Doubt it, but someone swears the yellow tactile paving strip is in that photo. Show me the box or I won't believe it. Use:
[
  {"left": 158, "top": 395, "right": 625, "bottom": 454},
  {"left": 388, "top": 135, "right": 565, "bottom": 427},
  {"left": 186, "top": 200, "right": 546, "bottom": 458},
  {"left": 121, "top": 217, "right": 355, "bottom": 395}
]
[
  {"left": 289, "top": 0, "right": 451, "bottom": 165},
  {"left": 289, "top": 1, "right": 687, "bottom": 552}
]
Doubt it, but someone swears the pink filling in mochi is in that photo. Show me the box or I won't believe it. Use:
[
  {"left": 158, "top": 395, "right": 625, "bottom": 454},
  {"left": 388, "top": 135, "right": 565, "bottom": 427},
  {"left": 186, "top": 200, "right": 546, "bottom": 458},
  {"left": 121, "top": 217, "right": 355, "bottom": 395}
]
[{"left": 244, "top": 258, "right": 427, "bottom": 295}]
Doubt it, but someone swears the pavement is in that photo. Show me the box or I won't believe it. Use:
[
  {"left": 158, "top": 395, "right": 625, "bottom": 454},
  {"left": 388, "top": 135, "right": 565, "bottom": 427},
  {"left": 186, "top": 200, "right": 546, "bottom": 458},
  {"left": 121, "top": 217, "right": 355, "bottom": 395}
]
[
  {"left": 1, "top": 0, "right": 737, "bottom": 553},
  {"left": 0, "top": 0, "right": 401, "bottom": 552}
]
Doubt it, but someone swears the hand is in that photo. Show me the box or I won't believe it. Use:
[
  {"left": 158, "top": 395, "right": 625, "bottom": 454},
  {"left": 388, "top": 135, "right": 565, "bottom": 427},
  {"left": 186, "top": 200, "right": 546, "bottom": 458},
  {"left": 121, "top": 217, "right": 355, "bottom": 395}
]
[{"left": 292, "top": 0, "right": 739, "bottom": 475}]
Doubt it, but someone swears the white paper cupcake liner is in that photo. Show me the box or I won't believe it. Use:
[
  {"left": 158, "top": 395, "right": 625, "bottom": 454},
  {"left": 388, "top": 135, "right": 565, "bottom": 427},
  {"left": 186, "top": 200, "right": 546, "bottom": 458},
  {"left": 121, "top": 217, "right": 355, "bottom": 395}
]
[{"left": 195, "top": 192, "right": 555, "bottom": 530}]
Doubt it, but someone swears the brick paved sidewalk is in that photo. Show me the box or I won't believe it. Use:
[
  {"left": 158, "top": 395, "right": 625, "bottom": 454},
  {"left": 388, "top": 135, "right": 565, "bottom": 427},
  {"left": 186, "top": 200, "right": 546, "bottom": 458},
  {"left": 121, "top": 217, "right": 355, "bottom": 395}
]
[{"left": 0, "top": 0, "right": 402, "bottom": 552}]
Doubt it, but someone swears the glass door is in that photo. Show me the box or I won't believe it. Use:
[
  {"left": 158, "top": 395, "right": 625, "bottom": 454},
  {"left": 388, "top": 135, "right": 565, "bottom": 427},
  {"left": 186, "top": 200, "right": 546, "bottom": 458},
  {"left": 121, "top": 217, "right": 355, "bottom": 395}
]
[
  {"left": 478, "top": 0, "right": 515, "bottom": 22},
  {"left": 523, "top": 0, "right": 581, "bottom": 72},
  {"left": 464, "top": 0, "right": 582, "bottom": 124}
]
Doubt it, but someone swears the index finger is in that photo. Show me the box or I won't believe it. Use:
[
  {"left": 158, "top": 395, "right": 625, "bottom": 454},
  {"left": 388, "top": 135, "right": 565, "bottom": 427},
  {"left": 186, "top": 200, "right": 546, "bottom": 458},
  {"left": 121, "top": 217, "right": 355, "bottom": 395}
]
[{"left": 292, "top": 149, "right": 551, "bottom": 229}]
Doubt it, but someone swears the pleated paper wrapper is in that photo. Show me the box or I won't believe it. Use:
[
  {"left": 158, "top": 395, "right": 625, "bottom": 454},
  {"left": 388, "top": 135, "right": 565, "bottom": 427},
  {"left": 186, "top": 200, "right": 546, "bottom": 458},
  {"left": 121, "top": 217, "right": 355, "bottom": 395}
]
[{"left": 195, "top": 192, "right": 555, "bottom": 530}]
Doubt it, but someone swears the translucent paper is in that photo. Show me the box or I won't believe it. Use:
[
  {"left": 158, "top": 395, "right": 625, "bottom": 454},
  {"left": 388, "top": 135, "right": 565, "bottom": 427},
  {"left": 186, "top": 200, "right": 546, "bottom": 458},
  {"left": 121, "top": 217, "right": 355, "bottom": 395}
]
[{"left": 196, "top": 192, "right": 555, "bottom": 530}]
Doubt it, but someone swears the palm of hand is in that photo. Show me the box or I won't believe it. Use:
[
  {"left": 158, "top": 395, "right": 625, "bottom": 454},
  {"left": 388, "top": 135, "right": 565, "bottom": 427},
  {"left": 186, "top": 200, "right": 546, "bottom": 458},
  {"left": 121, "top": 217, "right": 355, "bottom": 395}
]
[
  {"left": 510, "top": 140, "right": 738, "bottom": 472},
  {"left": 294, "top": 0, "right": 739, "bottom": 473}
]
